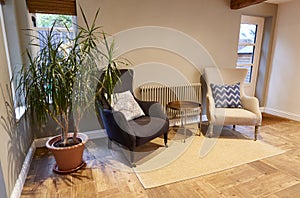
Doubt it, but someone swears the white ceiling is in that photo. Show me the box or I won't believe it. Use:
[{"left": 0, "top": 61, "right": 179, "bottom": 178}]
[{"left": 266, "top": 0, "right": 295, "bottom": 4}]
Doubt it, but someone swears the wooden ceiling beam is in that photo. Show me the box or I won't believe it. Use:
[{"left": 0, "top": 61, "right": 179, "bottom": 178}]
[{"left": 230, "top": 0, "right": 267, "bottom": 9}]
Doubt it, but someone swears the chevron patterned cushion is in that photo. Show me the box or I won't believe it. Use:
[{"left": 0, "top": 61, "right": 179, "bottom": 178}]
[{"left": 210, "top": 83, "right": 242, "bottom": 108}]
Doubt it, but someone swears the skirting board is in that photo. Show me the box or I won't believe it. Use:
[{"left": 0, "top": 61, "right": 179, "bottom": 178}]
[
  {"left": 34, "top": 129, "right": 107, "bottom": 148},
  {"left": 169, "top": 115, "right": 208, "bottom": 127},
  {"left": 10, "top": 129, "right": 106, "bottom": 198},
  {"left": 10, "top": 142, "right": 35, "bottom": 198},
  {"left": 263, "top": 107, "right": 300, "bottom": 122}
]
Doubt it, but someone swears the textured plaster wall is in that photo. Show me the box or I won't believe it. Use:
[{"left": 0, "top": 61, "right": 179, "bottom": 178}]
[
  {"left": 0, "top": 1, "right": 33, "bottom": 197},
  {"left": 76, "top": 0, "right": 277, "bottom": 126},
  {"left": 266, "top": 0, "right": 300, "bottom": 120}
]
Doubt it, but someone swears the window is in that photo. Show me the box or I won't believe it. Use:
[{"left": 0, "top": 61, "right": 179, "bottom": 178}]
[
  {"left": 236, "top": 15, "right": 264, "bottom": 96},
  {"left": 33, "top": 14, "right": 75, "bottom": 51},
  {"left": 237, "top": 23, "right": 257, "bottom": 83}
]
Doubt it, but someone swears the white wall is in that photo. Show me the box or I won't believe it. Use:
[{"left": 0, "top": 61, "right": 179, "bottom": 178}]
[
  {"left": 77, "top": 0, "right": 277, "bottom": 76},
  {"left": 0, "top": 16, "right": 10, "bottom": 196},
  {"left": 265, "top": 0, "right": 300, "bottom": 120},
  {"left": 76, "top": 0, "right": 277, "bottom": 128},
  {"left": 3, "top": 0, "right": 31, "bottom": 90},
  {"left": 77, "top": 0, "right": 241, "bottom": 83},
  {"left": 0, "top": 6, "right": 18, "bottom": 196},
  {"left": 0, "top": 2, "right": 33, "bottom": 197}
]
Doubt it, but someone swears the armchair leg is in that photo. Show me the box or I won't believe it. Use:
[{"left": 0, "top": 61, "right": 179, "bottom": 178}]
[
  {"left": 254, "top": 126, "right": 258, "bottom": 141},
  {"left": 164, "top": 133, "right": 168, "bottom": 148},
  {"left": 198, "top": 122, "right": 202, "bottom": 136},
  {"left": 233, "top": 125, "right": 236, "bottom": 130},
  {"left": 208, "top": 124, "right": 214, "bottom": 138},
  {"left": 198, "top": 110, "right": 202, "bottom": 136}
]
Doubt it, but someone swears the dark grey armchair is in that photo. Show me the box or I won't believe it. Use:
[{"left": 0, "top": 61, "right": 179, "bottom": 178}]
[{"left": 95, "top": 69, "right": 169, "bottom": 167}]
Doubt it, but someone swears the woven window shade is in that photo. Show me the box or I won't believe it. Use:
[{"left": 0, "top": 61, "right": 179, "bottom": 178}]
[{"left": 26, "top": 0, "right": 76, "bottom": 15}]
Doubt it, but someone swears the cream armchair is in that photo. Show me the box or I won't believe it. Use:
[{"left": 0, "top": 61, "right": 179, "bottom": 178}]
[{"left": 203, "top": 67, "right": 262, "bottom": 140}]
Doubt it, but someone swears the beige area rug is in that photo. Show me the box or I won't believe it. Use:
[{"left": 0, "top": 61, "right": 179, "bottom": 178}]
[
  {"left": 132, "top": 128, "right": 285, "bottom": 189},
  {"left": 85, "top": 127, "right": 285, "bottom": 189}
]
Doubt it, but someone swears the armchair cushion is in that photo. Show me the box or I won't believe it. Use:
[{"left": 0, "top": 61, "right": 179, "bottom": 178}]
[
  {"left": 129, "top": 116, "right": 169, "bottom": 146},
  {"left": 214, "top": 108, "right": 258, "bottom": 125},
  {"left": 111, "top": 90, "right": 145, "bottom": 120},
  {"left": 210, "top": 82, "right": 242, "bottom": 108}
]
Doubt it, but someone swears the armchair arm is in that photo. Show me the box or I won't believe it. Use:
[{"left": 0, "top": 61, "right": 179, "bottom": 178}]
[
  {"left": 100, "top": 109, "right": 136, "bottom": 149},
  {"left": 206, "top": 95, "right": 216, "bottom": 124},
  {"left": 241, "top": 96, "right": 262, "bottom": 125},
  {"left": 135, "top": 98, "right": 167, "bottom": 120}
]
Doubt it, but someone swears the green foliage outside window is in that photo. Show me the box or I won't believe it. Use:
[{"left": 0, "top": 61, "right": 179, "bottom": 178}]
[{"left": 36, "top": 14, "right": 73, "bottom": 28}]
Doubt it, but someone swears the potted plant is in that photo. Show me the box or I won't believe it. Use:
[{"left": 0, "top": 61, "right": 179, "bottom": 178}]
[{"left": 17, "top": 8, "right": 104, "bottom": 173}]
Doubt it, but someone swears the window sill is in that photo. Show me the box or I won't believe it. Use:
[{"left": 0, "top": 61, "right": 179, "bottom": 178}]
[{"left": 15, "top": 106, "right": 26, "bottom": 121}]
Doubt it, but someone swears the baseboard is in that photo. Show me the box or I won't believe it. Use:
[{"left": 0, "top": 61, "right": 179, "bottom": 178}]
[
  {"left": 34, "top": 137, "right": 51, "bottom": 148},
  {"left": 10, "top": 142, "right": 36, "bottom": 198},
  {"left": 202, "top": 115, "right": 208, "bottom": 122},
  {"left": 10, "top": 129, "right": 106, "bottom": 198},
  {"left": 84, "top": 129, "right": 107, "bottom": 140},
  {"left": 34, "top": 129, "right": 107, "bottom": 148},
  {"left": 169, "top": 115, "right": 208, "bottom": 127},
  {"left": 263, "top": 107, "right": 300, "bottom": 122}
]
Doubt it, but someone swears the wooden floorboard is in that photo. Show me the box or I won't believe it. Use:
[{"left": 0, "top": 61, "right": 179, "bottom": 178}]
[{"left": 21, "top": 113, "right": 300, "bottom": 197}]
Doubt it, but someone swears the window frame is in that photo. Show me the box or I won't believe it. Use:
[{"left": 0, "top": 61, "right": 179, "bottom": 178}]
[{"left": 236, "top": 15, "right": 265, "bottom": 96}]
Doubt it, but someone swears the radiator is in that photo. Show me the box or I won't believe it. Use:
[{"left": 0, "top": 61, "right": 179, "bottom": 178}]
[{"left": 139, "top": 83, "right": 201, "bottom": 126}]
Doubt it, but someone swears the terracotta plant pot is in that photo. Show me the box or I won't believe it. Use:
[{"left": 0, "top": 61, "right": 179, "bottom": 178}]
[{"left": 46, "top": 133, "right": 88, "bottom": 173}]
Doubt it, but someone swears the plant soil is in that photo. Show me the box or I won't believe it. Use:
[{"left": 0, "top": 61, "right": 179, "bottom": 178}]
[{"left": 53, "top": 137, "right": 83, "bottom": 148}]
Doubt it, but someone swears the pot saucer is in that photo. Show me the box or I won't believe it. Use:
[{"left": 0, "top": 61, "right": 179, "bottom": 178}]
[{"left": 53, "top": 161, "right": 86, "bottom": 174}]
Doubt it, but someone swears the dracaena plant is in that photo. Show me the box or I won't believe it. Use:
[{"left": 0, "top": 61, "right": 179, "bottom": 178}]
[
  {"left": 17, "top": 7, "right": 103, "bottom": 146},
  {"left": 98, "top": 32, "right": 130, "bottom": 104}
]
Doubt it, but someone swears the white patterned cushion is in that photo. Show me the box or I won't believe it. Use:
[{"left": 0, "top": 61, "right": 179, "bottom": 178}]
[
  {"left": 110, "top": 90, "right": 145, "bottom": 120},
  {"left": 210, "top": 83, "right": 242, "bottom": 108}
]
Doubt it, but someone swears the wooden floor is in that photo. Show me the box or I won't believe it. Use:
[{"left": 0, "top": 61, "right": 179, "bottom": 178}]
[{"left": 21, "top": 113, "right": 300, "bottom": 197}]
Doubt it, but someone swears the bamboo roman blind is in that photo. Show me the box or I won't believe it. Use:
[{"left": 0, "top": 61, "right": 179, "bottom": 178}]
[{"left": 26, "top": 0, "right": 76, "bottom": 15}]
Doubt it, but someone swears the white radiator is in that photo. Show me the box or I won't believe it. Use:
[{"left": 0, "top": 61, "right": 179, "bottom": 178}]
[{"left": 139, "top": 83, "right": 201, "bottom": 126}]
